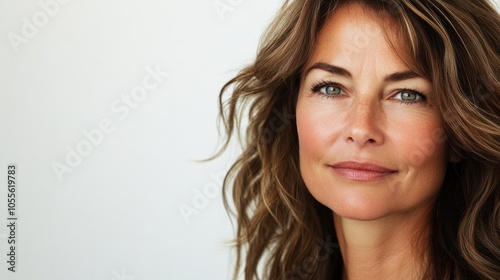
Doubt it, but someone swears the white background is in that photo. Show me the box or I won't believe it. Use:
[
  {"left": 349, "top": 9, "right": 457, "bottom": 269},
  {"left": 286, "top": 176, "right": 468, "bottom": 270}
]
[
  {"left": 0, "top": 0, "right": 281, "bottom": 279},
  {"left": 1, "top": 1, "right": 499, "bottom": 280}
]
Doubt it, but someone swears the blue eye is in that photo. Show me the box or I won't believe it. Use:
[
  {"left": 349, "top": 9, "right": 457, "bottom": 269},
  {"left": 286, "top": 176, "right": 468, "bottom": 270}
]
[
  {"left": 311, "top": 81, "right": 343, "bottom": 98},
  {"left": 322, "top": 85, "right": 342, "bottom": 95},
  {"left": 394, "top": 90, "right": 427, "bottom": 104}
]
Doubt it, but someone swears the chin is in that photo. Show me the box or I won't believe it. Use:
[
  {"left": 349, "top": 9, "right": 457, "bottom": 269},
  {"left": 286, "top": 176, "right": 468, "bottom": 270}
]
[
  {"left": 327, "top": 198, "right": 394, "bottom": 221},
  {"left": 307, "top": 184, "right": 400, "bottom": 221}
]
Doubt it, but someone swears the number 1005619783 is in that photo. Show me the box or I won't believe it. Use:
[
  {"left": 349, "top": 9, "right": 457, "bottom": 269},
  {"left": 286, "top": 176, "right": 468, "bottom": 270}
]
[{"left": 8, "top": 165, "right": 16, "bottom": 216}]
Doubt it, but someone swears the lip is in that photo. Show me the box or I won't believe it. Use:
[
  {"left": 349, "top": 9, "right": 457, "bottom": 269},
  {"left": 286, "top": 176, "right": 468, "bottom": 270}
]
[{"left": 329, "top": 161, "right": 396, "bottom": 181}]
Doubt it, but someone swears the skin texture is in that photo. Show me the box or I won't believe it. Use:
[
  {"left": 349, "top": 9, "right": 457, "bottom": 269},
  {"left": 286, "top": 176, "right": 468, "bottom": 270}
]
[{"left": 296, "top": 3, "right": 453, "bottom": 279}]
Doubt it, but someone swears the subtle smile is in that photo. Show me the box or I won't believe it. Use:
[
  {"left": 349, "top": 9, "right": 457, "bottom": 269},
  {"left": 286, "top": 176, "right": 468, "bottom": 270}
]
[{"left": 329, "top": 161, "right": 397, "bottom": 181}]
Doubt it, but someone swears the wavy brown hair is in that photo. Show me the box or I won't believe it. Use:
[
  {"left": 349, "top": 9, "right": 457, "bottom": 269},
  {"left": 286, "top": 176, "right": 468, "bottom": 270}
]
[{"left": 217, "top": 0, "right": 500, "bottom": 279}]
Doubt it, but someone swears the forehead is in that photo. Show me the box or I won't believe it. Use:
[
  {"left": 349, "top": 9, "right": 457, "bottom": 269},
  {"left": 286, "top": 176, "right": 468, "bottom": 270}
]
[{"left": 305, "top": 3, "right": 411, "bottom": 73}]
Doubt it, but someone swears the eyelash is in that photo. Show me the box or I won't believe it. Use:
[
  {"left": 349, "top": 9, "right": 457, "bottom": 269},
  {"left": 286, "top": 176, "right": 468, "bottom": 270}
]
[
  {"left": 310, "top": 80, "right": 428, "bottom": 105},
  {"left": 310, "top": 80, "right": 344, "bottom": 99}
]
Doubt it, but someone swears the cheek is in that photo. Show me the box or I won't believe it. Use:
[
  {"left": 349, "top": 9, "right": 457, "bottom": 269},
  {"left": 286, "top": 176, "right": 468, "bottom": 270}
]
[
  {"left": 391, "top": 115, "right": 448, "bottom": 169},
  {"left": 390, "top": 114, "right": 449, "bottom": 195},
  {"left": 296, "top": 99, "right": 318, "bottom": 177},
  {"left": 297, "top": 109, "right": 322, "bottom": 175},
  {"left": 296, "top": 113, "right": 319, "bottom": 158},
  {"left": 296, "top": 101, "right": 339, "bottom": 161},
  {"left": 296, "top": 97, "right": 340, "bottom": 201}
]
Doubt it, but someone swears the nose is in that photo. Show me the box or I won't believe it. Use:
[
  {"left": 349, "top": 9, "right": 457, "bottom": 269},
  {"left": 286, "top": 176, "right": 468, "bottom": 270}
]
[{"left": 344, "top": 99, "right": 385, "bottom": 146}]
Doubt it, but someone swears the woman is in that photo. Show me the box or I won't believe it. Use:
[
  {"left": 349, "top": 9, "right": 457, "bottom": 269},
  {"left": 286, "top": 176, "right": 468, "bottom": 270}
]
[{"left": 217, "top": 0, "right": 500, "bottom": 279}]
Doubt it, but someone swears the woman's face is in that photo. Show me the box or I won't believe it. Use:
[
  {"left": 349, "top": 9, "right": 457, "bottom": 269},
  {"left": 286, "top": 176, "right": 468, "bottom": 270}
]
[{"left": 296, "top": 4, "right": 450, "bottom": 221}]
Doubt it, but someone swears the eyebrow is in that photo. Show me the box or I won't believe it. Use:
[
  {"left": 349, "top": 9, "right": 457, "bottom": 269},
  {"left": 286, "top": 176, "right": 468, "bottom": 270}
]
[{"left": 304, "top": 62, "right": 421, "bottom": 82}]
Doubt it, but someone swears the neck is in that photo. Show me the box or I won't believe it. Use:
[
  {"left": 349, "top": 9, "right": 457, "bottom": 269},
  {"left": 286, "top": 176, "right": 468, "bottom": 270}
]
[{"left": 334, "top": 210, "right": 432, "bottom": 280}]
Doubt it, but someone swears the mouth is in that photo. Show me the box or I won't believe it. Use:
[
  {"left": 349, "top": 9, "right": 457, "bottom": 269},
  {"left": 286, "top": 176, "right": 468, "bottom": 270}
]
[{"left": 329, "top": 161, "right": 397, "bottom": 181}]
